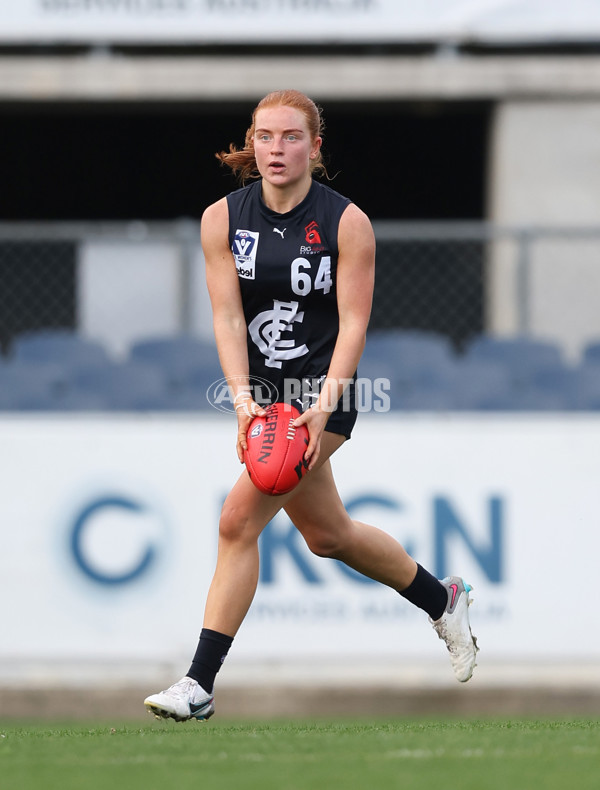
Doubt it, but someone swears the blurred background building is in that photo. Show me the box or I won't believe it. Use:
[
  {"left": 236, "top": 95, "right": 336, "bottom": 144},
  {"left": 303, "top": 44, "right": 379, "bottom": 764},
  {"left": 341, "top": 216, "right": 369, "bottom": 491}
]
[
  {"left": 1, "top": 1, "right": 600, "bottom": 362},
  {"left": 1, "top": 1, "right": 600, "bottom": 717}
]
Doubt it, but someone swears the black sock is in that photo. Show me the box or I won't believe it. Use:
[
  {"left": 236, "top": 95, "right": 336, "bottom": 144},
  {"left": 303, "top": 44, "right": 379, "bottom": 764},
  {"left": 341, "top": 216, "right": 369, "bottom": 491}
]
[
  {"left": 398, "top": 564, "right": 448, "bottom": 621},
  {"left": 186, "top": 628, "right": 233, "bottom": 693}
]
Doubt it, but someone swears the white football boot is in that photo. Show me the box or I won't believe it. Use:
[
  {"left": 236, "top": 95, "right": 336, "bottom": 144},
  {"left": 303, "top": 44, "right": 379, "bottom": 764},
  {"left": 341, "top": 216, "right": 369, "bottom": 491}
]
[
  {"left": 144, "top": 677, "right": 215, "bottom": 722},
  {"left": 430, "top": 576, "right": 479, "bottom": 683}
]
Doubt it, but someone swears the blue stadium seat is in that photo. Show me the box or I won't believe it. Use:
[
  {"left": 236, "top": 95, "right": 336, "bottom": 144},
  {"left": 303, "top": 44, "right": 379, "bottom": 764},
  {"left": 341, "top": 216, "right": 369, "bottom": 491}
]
[
  {"left": 450, "top": 359, "right": 513, "bottom": 410},
  {"left": 177, "top": 364, "right": 229, "bottom": 411},
  {"left": 516, "top": 363, "right": 580, "bottom": 410},
  {"left": 128, "top": 335, "right": 221, "bottom": 391},
  {"left": 460, "top": 338, "right": 580, "bottom": 410},
  {"left": 53, "top": 390, "right": 110, "bottom": 411},
  {"left": 0, "top": 390, "right": 16, "bottom": 409},
  {"left": 389, "top": 385, "right": 456, "bottom": 411},
  {"left": 167, "top": 387, "right": 216, "bottom": 412},
  {"left": 363, "top": 329, "right": 454, "bottom": 367},
  {"left": 11, "top": 329, "right": 111, "bottom": 367},
  {"left": 387, "top": 358, "right": 457, "bottom": 411},
  {"left": 0, "top": 360, "right": 66, "bottom": 410},
  {"left": 361, "top": 330, "right": 456, "bottom": 410},
  {"left": 570, "top": 364, "right": 600, "bottom": 410},
  {"left": 465, "top": 335, "right": 562, "bottom": 382},
  {"left": 66, "top": 361, "right": 170, "bottom": 411},
  {"left": 356, "top": 356, "right": 399, "bottom": 388},
  {"left": 507, "top": 388, "right": 574, "bottom": 411},
  {"left": 582, "top": 340, "right": 600, "bottom": 366}
]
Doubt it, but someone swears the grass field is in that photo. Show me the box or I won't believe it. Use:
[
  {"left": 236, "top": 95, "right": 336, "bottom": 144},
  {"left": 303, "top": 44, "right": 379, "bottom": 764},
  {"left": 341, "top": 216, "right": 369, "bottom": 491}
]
[{"left": 1, "top": 717, "right": 598, "bottom": 790}]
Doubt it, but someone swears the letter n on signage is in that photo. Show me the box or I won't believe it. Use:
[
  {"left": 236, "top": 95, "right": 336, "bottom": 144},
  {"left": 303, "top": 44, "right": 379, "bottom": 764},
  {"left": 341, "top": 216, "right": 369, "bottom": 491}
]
[
  {"left": 433, "top": 497, "right": 504, "bottom": 583},
  {"left": 259, "top": 519, "right": 322, "bottom": 584}
]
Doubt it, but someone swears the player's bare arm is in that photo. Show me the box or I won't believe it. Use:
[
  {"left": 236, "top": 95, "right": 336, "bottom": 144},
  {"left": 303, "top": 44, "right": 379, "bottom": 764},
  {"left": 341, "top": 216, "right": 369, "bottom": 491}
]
[
  {"left": 296, "top": 203, "right": 375, "bottom": 467},
  {"left": 203, "top": 198, "right": 265, "bottom": 460}
]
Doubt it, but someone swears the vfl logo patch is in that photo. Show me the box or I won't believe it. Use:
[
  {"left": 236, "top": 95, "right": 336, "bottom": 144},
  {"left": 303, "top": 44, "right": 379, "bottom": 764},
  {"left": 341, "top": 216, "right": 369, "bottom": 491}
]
[
  {"left": 233, "top": 229, "right": 259, "bottom": 279},
  {"left": 250, "top": 423, "right": 264, "bottom": 438}
]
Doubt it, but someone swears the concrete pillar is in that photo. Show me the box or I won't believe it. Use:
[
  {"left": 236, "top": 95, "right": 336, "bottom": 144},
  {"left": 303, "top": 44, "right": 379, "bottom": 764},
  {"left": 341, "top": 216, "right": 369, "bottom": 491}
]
[{"left": 487, "top": 101, "right": 600, "bottom": 359}]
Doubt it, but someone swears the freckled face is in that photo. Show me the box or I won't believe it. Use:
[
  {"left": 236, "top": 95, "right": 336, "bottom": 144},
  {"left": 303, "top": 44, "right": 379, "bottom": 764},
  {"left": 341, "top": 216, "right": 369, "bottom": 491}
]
[{"left": 253, "top": 105, "right": 321, "bottom": 188}]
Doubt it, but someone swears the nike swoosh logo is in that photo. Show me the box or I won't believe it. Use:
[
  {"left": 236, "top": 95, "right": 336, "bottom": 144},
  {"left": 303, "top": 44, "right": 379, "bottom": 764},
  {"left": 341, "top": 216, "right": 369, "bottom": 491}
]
[
  {"left": 189, "top": 699, "right": 213, "bottom": 715},
  {"left": 449, "top": 583, "right": 459, "bottom": 609}
]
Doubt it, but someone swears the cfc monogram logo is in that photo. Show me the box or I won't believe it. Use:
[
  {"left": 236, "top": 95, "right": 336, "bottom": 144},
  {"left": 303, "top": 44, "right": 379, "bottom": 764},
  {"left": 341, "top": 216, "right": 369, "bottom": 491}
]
[
  {"left": 305, "top": 220, "right": 321, "bottom": 245},
  {"left": 248, "top": 300, "right": 309, "bottom": 369}
]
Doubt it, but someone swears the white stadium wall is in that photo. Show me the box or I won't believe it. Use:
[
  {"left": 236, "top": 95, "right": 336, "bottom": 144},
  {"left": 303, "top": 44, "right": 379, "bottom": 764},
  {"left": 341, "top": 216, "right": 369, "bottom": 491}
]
[
  {"left": 2, "top": 413, "right": 599, "bottom": 687},
  {"left": 79, "top": 237, "right": 214, "bottom": 358},
  {"left": 3, "top": 0, "right": 600, "bottom": 696}
]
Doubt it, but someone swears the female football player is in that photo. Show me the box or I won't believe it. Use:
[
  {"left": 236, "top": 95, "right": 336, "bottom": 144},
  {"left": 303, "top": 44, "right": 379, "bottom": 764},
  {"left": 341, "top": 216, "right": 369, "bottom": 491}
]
[{"left": 144, "top": 90, "right": 478, "bottom": 722}]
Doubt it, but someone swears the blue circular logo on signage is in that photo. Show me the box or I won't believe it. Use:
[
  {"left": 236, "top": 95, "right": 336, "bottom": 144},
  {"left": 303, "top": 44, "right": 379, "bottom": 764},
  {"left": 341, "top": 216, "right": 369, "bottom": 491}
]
[{"left": 69, "top": 494, "right": 167, "bottom": 586}]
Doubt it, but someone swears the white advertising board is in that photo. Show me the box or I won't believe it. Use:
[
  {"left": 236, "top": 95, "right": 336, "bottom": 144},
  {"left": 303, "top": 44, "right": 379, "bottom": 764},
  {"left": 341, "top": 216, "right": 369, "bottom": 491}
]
[
  {"left": 1, "top": 412, "right": 599, "bottom": 685},
  {"left": 1, "top": 1, "right": 600, "bottom": 44}
]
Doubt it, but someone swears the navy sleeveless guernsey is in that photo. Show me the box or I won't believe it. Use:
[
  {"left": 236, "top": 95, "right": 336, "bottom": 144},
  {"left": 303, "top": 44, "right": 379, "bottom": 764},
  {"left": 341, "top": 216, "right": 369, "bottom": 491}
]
[{"left": 227, "top": 178, "right": 357, "bottom": 438}]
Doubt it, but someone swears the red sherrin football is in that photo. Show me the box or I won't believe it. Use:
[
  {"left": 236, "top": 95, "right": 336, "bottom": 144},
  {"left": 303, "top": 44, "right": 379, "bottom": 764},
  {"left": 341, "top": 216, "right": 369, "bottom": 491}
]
[{"left": 244, "top": 403, "right": 309, "bottom": 495}]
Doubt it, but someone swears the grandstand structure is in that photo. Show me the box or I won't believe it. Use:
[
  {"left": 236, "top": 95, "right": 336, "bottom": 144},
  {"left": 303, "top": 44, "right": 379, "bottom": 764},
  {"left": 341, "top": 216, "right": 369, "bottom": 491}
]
[
  {"left": 1, "top": 3, "right": 600, "bottom": 409},
  {"left": 2, "top": 324, "right": 600, "bottom": 412}
]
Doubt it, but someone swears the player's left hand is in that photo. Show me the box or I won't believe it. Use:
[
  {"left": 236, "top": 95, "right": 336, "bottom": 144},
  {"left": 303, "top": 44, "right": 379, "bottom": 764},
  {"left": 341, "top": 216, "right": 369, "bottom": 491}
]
[
  {"left": 293, "top": 406, "right": 330, "bottom": 470},
  {"left": 234, "top": 397, "right": 266, "bottom": 463}
]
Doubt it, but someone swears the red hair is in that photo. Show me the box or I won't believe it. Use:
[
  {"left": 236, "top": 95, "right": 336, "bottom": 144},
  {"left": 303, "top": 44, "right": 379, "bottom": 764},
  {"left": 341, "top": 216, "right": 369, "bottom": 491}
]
[{"left": 216, "top": 89, "right": 326, "bottom": 182}]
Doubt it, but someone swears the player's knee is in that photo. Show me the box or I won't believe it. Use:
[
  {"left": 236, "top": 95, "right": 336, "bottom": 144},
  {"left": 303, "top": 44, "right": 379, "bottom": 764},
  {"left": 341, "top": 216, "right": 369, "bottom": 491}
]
[
  {"left": 303, "top": 529, "right": 343, "bottom": 559},
  {"left": 218, "top": 502, "right": 253, "bottom": 544}
]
